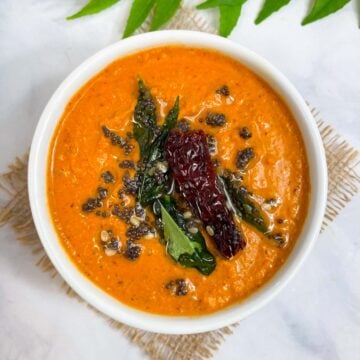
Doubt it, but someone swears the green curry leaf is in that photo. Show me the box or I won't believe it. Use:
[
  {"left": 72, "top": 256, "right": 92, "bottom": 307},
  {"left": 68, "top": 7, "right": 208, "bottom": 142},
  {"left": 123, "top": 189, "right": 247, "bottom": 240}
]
[
  {"left": 67, "top": 0, "right": 121, "bottom": 20},
  {"left": 150, "top": 0, "right": 182, "bottom": 30},
  {"left": 67, "top": 0, "right": 356, "bottom": 38},
  {"left": 302, "top": 0, "right": 351, "bottom": 25},
  {"left": 197, "top": 0, "right": 247, "bottom": 37},
  {"left": 219, "top": 3, "right": 244, "bottom": 37},
  {"left": 160, "top": 196, "right": 216, "bottom": 275},
  {"left": 123, "top": 0, "right": 155, "bottom": 38},
  {"left": 161, "top": 203, "right": 199, "bottom": 259},
  {"left": 255, "top": 0, "right": 291, "bottom": 24}
]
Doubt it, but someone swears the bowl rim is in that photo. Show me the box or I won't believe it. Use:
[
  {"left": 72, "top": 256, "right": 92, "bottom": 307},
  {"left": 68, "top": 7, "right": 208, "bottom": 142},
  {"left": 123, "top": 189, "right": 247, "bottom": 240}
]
[{"left": 28, "top": 30, "right": 328, "bottom": 334}]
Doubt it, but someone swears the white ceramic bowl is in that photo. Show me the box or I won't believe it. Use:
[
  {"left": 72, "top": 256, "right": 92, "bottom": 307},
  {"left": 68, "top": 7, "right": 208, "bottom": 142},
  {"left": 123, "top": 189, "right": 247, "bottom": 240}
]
[{"left": 28, "top": 30, "right": 327, "bottom": 334}]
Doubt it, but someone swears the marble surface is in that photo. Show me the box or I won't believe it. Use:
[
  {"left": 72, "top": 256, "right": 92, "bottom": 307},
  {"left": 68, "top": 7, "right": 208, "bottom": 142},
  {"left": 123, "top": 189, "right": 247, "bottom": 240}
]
[{"left": 1, "top": 1, "right": 360, "bottom": 359}]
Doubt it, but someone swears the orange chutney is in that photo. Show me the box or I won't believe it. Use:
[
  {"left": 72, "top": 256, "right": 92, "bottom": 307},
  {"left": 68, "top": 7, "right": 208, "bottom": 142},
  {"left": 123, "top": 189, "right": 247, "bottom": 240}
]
[{"left": 47, "top": 47, "right": 310, "bottom": 315}]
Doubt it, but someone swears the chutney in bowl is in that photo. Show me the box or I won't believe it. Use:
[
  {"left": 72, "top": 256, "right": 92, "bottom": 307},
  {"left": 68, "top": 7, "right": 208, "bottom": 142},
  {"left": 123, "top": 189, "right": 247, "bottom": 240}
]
[{"left": 29, "top": 31, "right": 327, "bottom": 333}]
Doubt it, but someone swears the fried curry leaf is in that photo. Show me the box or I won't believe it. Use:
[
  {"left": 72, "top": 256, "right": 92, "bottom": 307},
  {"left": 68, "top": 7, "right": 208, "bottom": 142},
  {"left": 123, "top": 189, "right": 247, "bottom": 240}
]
[
  {"left": 123, "top": 0, "right": 155, "bottom": 38},
  {"left": 137, "top": 97, "right": 179, "bottom": 205},
  {"left": 138, "top": 175, "right": 166, "bottom": 205},
  {"left": 148, "top": 96, "right": 179, "bottom": 162},
  {"left": 150, "top": 0, "right": 182, "bottom": 30},
  {"left": 133, "top": 79, "right": 157, "bottom": 160},
  {"left": 255, "top": 0, "right": 291, "bottom": 24},
  {"left": 67, "top": 0, "right": 121, "bottom": 20},
  {"left": 160, "top": 196, "right": 216, "bottom": 276},
  {"left": 197, "top": 0, "right": 247, "bottom": 37},
  {"left": 220, "top": 176, "right": 268, "bottom": 234},
  {"left": 302, "top": 0, "right": 351, "bottom": 25}
]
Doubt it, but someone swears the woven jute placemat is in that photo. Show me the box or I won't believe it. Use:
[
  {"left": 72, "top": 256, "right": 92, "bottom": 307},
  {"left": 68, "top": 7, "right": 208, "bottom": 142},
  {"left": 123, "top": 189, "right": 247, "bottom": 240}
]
[{"left": 1, "top": 6, "right": 359, "bottom": 360}]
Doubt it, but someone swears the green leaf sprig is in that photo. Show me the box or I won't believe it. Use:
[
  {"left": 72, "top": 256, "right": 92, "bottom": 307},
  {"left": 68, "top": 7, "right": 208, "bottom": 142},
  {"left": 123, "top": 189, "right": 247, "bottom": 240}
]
[
  {"left": 197, "top": 0, "right": 247, "bottom": 37},
  {"left": 123, "top": 0, "right": 155, "bottom": 38},
  {"left": 67, "top": 0, "right": 356, "bottom": 38},
  {"left": 302, "top": 0, "right": 352, "bottom": 25},
  {"left": 255, "top": 0, "right": 291, "bottom": 24},
  {"left": 67, "top": 0, "right": 182, "bottom": 37},
  {"left": 67, "top": 0, "right": 121, "bottom": 20},
  {"left": 150, "top": 0, "right": 182, "bottom": 31},
  {"left": 124, "top": 0, "right": 182, "bottom": 37}
]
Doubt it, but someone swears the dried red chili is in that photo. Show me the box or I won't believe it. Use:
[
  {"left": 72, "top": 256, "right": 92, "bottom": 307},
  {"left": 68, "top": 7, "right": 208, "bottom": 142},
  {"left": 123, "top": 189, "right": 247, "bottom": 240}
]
[{"left": 165, "top": 130, "right": 245, "bottom": 258}]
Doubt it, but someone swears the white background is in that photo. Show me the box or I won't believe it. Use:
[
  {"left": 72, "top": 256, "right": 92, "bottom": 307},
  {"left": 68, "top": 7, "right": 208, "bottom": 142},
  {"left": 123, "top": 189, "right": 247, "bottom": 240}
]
[{"left": 0, "top": 1, "right": 359, "bottom": 359}]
